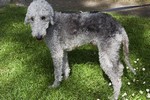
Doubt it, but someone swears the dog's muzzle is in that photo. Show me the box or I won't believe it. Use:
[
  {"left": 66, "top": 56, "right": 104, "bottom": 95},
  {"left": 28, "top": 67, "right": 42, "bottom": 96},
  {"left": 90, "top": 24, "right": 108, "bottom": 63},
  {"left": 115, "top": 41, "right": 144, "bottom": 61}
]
[{"left": 36, "top": 34, "right": 43, "bottom": 40}]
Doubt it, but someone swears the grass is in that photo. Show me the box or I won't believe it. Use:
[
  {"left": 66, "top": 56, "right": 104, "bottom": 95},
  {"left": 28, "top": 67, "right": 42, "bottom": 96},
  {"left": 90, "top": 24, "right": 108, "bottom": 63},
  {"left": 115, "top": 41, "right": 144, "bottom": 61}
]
[{"left": 0, "top": 5, "right": 150, "bottom": 100}]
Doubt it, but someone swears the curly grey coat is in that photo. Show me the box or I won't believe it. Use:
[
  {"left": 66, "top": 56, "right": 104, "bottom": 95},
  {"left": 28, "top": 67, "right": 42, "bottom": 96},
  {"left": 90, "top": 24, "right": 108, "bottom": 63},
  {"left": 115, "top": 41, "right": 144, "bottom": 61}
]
[{"left": 25, "top": 0, "right": 136, "bottom": 99}]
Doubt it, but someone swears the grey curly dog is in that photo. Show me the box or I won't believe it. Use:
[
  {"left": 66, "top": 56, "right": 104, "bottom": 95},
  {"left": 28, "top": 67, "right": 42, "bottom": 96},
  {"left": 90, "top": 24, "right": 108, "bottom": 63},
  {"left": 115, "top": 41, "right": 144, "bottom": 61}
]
[{"left": 25, "top": 0, "right": 136, "bottom": 99}]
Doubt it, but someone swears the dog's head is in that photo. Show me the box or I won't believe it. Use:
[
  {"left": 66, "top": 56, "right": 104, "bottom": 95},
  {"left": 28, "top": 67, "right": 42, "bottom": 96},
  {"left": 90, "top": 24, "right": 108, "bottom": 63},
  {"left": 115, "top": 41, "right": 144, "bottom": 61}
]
[{"left": 24, "top": 0, "right": 54, "bottom": 40}]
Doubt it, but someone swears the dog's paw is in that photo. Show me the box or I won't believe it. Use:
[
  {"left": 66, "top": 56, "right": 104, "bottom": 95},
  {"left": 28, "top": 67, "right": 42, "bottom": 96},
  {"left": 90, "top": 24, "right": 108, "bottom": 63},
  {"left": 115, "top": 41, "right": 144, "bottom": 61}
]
[
  {"left": 108, "top": 95, "right": 118, "bottom": 100},
  {"left": 64, "top": 67, "right": 70, "bottom": 80},
  {"left": 48, "top": 84, "right": 59, "bottom": 88},
  {"left": 48, "top": 81, "right": 60, "bottom": 88},
  {"left": 64, "top": 74, "right": 69, "bottom": 80}
]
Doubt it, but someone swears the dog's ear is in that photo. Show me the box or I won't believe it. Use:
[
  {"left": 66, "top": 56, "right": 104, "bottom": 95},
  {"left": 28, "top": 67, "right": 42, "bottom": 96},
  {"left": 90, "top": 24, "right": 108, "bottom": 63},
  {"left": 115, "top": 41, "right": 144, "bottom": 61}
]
[{"left": 48, "top": 4, "right": 54, "bottom": 25}]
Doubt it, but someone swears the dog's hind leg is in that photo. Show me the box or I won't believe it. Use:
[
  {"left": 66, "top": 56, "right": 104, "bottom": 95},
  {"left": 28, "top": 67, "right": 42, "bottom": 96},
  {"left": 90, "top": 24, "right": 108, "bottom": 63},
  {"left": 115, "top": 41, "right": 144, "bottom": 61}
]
[
  {"left": 98, "top": 40, "right": 122, "bottom": 100},
  {"left": 99, "top": 51, "right": 122, "bottom": 100},
  {"left": 106, "top": 35, "right": 124, "bottom": 77},
  {"left": 63, "top": 51, "right": 70, "bottom": 80}
]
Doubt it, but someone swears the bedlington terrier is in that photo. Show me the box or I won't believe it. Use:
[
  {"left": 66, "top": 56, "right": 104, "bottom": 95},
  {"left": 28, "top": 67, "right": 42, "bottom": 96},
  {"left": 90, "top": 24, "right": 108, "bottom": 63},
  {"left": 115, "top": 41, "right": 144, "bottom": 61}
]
[{"left": 25, "top": 0, "right": 136, "bottom": 99}]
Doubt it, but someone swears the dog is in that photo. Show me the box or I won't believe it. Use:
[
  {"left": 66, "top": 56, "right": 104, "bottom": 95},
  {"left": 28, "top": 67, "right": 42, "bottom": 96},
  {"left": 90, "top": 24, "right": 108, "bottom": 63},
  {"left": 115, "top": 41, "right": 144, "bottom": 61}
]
[{"left": 25, "top": 0, "right": 136, "bottom": 99}]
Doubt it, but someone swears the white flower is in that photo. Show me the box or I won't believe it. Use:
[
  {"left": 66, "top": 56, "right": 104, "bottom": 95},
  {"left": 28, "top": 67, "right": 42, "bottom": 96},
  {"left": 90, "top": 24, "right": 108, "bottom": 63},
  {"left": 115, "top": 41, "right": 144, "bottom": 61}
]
[
  {"left": 146, "top": 89, "right": 150, "bottom": 93},
  {"left": 147, "top": 93, "right": 150, "bottom": 98},
  {"left": 143, "top": 81, "right": 146, "bottom": 84},
  {"left": 126, "top": 66, "right": 129, "bottom": 69},
  {"left": 134, "top": 68, "right": 136, "bottom": 71},
  {"left": 142, "top": 68, "right": 145, "bottom": 71},
  {"left": 122, "top": 92, "right": 127, "bottom": 97},
  {"left": 139, "top": 90, "right": 143, "bottom": 94},
  {"left": 97, "top": 99, "right": 100, "bottom": 100},
  {"left": 131, "top": 93, "right": 135, "bottom": 97},
  {"left": 127, "top": 82, "right": 131, "bottom": 85},
  {"left": 108, "top": 82, "right": 112, "bottom": 86},
  {"left": 133, "top": 79, "right": 136, "bottom": 82},
  {"left": 125, "top": 99, "right": 128, "bottom": 100},
  {"left": 134, "top": 61, "right": 137, "bottom": 63},
  {"left": 137, "top": 58, "right": 139, "bottom": 61}
]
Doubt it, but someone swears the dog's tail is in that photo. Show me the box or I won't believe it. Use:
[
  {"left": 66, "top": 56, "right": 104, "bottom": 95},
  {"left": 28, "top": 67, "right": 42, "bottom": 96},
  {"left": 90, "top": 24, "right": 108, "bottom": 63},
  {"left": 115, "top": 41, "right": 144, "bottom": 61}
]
[{"left": 122, "top": 28, "right": 136, "bottom": 75}]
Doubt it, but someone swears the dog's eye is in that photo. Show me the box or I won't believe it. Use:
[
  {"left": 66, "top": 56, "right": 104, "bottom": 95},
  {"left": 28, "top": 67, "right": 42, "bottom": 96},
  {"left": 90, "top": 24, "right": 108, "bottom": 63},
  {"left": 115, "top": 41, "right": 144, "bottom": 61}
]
[
  {"left": 31, "top": 17, "right": 34, "bottom": 21},
  {"left": 41, "top": 16, "right": 46, "bottom": 20}
]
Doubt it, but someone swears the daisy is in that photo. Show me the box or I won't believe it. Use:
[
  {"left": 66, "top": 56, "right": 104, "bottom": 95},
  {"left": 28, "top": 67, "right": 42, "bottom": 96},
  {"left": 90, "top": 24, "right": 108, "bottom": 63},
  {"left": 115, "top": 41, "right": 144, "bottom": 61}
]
[
  {"left": 127, "top": 82, "right": 131, "bottom": 85},
  {"left": 108, "top": 82, "right": 112, "bottom": 86},
  {"left": 147, "top": 93, "right": 150, "bottom": 98},
  {"left": 146, "top": 89, "right": 150, "bottom": 93},
  {"left": 131, "top": 93, "right": 135, "bottom": 97},
  {"left": 134, "top": 61, "right": 137, "bottom": 64},
  {"left": 143, "top": 81, "right": 146, "bottom": 84},
  {"left": 133, "top": 79, "right": 136, "bottom": 82},
  {"left": 122, "top": 92, "right": 127, "bottom": 97},
  {"left": 139, "top": 90, "right": 143, "bottom": 94},
  {"left": 142, "top": 68, "right": 145, "bottom": 71}
]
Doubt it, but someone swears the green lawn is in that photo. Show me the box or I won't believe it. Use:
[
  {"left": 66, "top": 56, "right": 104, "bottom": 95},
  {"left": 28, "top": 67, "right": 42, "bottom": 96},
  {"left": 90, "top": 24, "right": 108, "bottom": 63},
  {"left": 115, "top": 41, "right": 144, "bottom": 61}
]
[{"left": 0, "top": 5, "right": 150, "bottom": 100}]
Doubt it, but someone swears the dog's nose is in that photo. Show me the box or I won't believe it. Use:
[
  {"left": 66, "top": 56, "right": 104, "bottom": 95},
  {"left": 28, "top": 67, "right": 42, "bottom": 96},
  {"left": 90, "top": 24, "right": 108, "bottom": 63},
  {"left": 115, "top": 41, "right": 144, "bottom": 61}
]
[{"left": 36, "top": 34, "right": 43, "bottom": 40}]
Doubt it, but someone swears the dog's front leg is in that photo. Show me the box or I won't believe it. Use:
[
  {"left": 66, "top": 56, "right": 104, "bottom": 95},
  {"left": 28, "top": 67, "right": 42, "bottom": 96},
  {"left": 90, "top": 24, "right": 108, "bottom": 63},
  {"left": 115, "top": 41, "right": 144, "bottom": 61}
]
[
  {"left": 63, "top": 51, "right": 70, "bottom": 80},
  {"left": 50, "top": 49, "right": 64, "bottom": 88}
]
